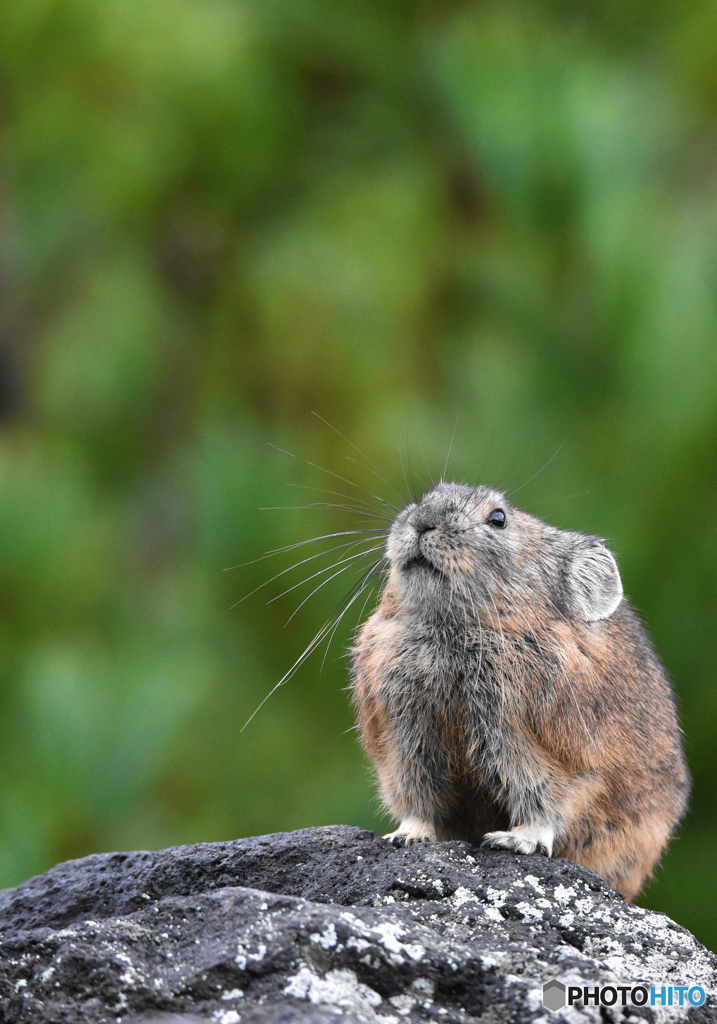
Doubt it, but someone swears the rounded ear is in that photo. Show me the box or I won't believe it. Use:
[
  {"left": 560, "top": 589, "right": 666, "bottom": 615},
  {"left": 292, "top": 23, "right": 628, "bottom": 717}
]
[{"left": 567, "top": 541, "right": 623, "bottom": 621}]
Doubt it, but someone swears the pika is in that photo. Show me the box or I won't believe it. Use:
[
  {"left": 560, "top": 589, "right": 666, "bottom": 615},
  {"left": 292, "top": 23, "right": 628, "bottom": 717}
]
[{"left": 351, "top": 482, "right": 690, "bottom": 900}]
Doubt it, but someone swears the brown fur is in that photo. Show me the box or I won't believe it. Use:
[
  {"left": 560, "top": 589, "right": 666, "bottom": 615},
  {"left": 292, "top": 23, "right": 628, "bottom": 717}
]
[{"left": 351, "top": 483, "right": 690, "bottom": 900}]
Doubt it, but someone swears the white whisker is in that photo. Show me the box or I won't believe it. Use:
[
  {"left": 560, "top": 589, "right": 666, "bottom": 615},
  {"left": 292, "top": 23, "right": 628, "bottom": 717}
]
[
  {"left": 229, "top": 537, "right": 381, "bottom": 608},
  {"left": 240, "top": 619, "right": 335, "bottom": 732},
  {"left": 319, "top": 558, "right": 387, "bottom": 672},
  {"left": 311, "top": 411, "right": 404, "bottom": 511},
  {"left": 267, "top": 442, "right": 397, "bottom": 515},
  {"left": 268, "top": 545, "right": 384, "bottom": 606}
]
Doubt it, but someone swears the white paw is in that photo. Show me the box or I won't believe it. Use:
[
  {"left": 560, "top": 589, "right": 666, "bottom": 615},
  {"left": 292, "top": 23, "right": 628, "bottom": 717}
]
[
  {"left": 481, "top": 823, "right": 554, "bottom": 857},
  {"left": 384, "top": 818, "right": 436, "bottom": 847}
]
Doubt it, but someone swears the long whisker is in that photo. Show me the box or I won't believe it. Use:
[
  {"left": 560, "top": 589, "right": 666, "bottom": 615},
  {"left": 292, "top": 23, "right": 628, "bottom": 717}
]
[
  {"left": 420, "top": 451, "right": 435, "bottom": 488},
  {"left": 240, "top": 552, "right": 386, "bottom": 731},
  {"left": 506, "top": 438, "right": 568, "bottom": 498},
  {"left": 287, "top": 481, "right": 386, "bottom": 515},
  {"left": 268, "top": 529, "right": 386, "bottom": 552},
  {"left": 229, "top": 537, "right": 381, "bottom": 607},
  {"left": 285, "top": 560, "right": 373, "bottom": 626},
  {"left": 267, "top": 545, "right": 384, "bottom": 606},
  {"left": 239, "top": 429, "right": 399, "bottom": 731},
  {"left": 398, "top": 445, "right": 414, "bottom": 506},
  {"left": 224, "top": 528, "right": 387, "bottom": 572},
  {"left": 328, "top": 555, "right": 387, "bottom": 623},
  {"left": 311, "top": 411, "right": 405, "bottom": 511},
  {"left": 240, "top": 619, "right": 334, "bottom": 732},
  {"left": 260, "top": 502, "right": 392, "bottom": 522},
  {"left": 443, "top": 414, "right": 459, "bottom": 482},
  {"left": 356, "top": 566, "right": 382, "bottom": 628},
  {"left": 343, "top": 457, "right": 405, "bottom": 513},
  {"left": 405, "top": 443, "right": 425, "bottom": 500},
  {"left": 527, "top": 491, "right": 592, "bottom": 509},
  {"left": 267, "top": 442, "right": 397, "bottom": 515},
  {"left": 319, "top": 558, "right": 388, "bottom": 671}
]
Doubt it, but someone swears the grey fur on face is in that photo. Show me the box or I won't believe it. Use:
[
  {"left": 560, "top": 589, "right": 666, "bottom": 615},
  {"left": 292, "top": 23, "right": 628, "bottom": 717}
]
[{"left": 388, "top": 484, "right": 622, "bottom": 626}]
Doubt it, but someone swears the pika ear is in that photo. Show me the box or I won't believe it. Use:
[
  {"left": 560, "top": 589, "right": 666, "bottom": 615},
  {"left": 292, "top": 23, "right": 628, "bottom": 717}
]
[{"left": 567, "top": 540, "right": 623, "bottom": 622}]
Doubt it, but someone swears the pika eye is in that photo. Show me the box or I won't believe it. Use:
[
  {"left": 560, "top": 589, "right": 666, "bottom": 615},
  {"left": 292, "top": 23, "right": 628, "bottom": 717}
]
[{"left": 487, "top": 509, "right": 506, "bottom": 529}]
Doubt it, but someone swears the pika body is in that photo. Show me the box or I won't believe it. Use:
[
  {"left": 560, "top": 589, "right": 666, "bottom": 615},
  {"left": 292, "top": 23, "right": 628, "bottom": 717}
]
[{"left": 351, "top": 481, "right": 690, "bottom": 900}]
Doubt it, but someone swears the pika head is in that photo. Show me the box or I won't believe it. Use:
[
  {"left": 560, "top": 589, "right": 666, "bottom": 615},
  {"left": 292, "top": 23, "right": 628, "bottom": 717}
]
[
  {"left": 387, "top": 483, "right": 623, "bottom": 626},
  {"left": 351, "top": 480, "right": 689, "bottom": 901}
]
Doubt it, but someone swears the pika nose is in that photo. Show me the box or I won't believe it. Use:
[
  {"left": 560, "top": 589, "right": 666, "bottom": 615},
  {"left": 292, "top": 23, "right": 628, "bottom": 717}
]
[{"left": 409, "top": 509, "right": 440, "bottom": 535}]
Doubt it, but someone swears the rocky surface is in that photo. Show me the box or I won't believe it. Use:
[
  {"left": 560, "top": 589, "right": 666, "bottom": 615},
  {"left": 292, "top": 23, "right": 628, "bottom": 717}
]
[{"left": 0, "top": 825, "right": 714, "bottom": 1023}]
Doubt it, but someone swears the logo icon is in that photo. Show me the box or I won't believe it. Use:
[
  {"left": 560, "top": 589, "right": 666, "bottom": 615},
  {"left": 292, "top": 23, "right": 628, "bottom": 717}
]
[{"left": 542, "top": 980, "right": 567, "bottom": 1011}]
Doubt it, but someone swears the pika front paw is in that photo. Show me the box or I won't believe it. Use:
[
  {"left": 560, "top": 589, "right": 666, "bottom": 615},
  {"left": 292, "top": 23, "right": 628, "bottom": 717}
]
[
  {"left": 384, "top": 830, "right": 434, "bottom": 847},
  {"left": 481, "top": 823, "right": 554, "bottom": 857},
  {"left": 384, "top": 818, "right": 436, "bottom": 847}
]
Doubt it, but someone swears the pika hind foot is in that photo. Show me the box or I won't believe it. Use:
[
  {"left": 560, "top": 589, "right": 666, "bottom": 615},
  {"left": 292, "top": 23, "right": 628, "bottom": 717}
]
[
  {"left": 384, "top": 817, "right": 436, "bottom": 847},
  {"left": 481, "top": 823, "right": 554, "bottom": 857}
]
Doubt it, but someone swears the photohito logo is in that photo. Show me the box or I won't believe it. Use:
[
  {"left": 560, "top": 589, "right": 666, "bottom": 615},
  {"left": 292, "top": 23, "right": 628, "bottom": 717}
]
[{"left": 542, "top": 980, "right": 706, "bottom": 1011}]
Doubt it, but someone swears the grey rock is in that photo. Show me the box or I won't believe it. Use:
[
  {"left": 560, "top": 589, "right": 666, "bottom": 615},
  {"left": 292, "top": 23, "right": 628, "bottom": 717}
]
[{"left": 0, "top": 825, "right": 713, "bottom": 1023}]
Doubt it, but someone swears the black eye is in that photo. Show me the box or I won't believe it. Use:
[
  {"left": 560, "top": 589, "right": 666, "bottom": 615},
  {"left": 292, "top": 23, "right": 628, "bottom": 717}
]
[{"left": 487, "top": 509, "right": 506, "bottom": 529}]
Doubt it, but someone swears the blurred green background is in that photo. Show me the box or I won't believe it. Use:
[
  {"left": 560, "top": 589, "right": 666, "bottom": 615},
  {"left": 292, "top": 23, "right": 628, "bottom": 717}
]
[{"left": 1, "top": 0, "right": 716, "bottom": 950}]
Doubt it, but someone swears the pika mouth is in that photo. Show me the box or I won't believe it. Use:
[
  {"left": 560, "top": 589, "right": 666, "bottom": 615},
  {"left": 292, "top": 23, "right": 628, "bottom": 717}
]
[{"left": 402, "top": 552, "right": 443, "bottom": 578}]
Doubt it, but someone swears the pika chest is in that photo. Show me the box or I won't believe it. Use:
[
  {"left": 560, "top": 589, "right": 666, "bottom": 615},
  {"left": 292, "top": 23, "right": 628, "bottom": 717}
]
[{"left": 378, "top": 637, "right": 504, "bottom": 773}]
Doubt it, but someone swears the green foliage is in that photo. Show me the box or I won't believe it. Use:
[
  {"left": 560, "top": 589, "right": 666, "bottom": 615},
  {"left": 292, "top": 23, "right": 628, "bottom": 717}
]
[{"left": 0, "top": 0, "right": 716, "bottom": 948}]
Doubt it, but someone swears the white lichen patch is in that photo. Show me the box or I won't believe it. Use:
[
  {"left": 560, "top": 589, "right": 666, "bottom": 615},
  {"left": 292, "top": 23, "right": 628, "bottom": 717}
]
[
  {"left": 235, "top": 941, "right": 268, "bottom": 970},
  {"left": 552, "top": 885, "right": 577, "bottom": 904},
  {"left": 484, "top": 887, "right": 508, "bottom": 908},
  {"left": 221, "top": 988, "right": 244, "bottom": 1000},
  {"left": 451, "top": 886, "right": 479, "bottom": 908},
  {"left": 388, "top": 976, "right": 436, "bottom": 1017},
  {"left": 514, "top": 902, "right": 547, "bottom": 923},
  {"left": 213, "top": 1011, "right": 241, "bottom": 1024},
  {"left": 114, "top": 950, "right": 145, "bottom": 988},
  {"left": 284, "top": 965, "right": 382, "bottom": 1016},
  {"left": 411, "top": 978, "right": 435, "bottom": 997},
  {"left": 523, "top": 985, "right": 547, "bottom": 1012},
  {"left": 479, "top": 953, "right": 505, "bottom": 968},
  {"left": 389, "top": 993, "right": 416, "bottom": 1014},
  {"left": 573, "top": 897, "right": 594, "bottom": 915},
  {"left": 372, "top": 921, "right": 425, "bottom": 963},
  {"left": 310, "top": 923, "right": 338, "bottom": 949}
]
